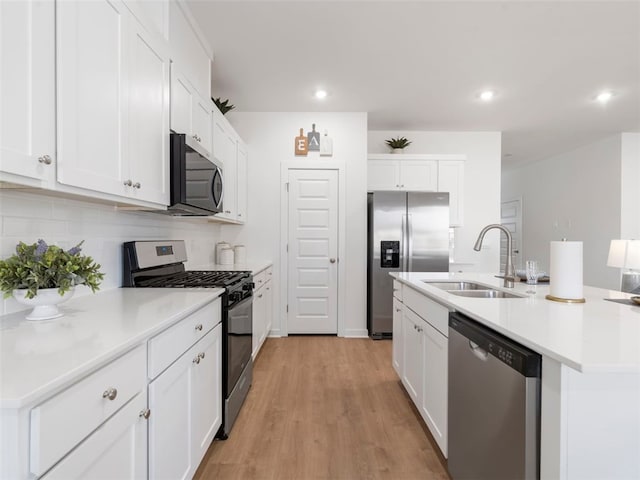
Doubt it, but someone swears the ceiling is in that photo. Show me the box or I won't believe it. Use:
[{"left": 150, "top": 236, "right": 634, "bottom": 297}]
[{"left": 187, "top": 1, "right": 640, "bottom": 168}]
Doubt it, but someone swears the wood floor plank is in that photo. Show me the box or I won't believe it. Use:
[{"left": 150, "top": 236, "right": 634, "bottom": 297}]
[{"left": 194, "top": 337, "right": 450, "bottom": 480}]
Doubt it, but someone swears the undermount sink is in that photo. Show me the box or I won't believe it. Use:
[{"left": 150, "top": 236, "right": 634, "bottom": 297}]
[
  {"left": 449, "top": 290, "right": 526, "bottom": 299},
  {"left": 422, "top": 281, "right": 491, "bottom": 291}
]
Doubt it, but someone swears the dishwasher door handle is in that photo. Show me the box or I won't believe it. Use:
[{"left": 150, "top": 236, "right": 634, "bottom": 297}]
[{"left": 469, "top": 340, "right": 489, "bottom": 361}]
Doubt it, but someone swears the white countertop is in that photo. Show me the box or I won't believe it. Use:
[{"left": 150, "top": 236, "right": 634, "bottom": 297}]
[
  {"left": 392, "top": 272, "right": 640, "bottom": 373},
  {"left": 188, "top": 261, "right": 272, "bottom": 275},
  {"left": 0, "top": 288, "right": 224, "bottom": 409}
]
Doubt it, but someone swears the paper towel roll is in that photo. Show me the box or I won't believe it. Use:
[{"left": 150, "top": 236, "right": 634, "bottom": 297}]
[
  {"left": 549, "top": 240, "right": 584, "bottom": 300},
  {"left": 234, "top": 245, "right": 246, "bottom": 264},
  {"left": 219, "top": 247, "right": 234, "bottom": 265}
]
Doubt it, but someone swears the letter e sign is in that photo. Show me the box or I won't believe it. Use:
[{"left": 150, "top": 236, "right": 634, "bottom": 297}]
[{"left": 295, "top": 128, "right": 308, "bottom": 155}]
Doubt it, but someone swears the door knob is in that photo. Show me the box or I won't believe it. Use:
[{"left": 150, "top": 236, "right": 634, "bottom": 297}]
[{"left": 330, "top": 258, "right": 336, "bottom": 263}]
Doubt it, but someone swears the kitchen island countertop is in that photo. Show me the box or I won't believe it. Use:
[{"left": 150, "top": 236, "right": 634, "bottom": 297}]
[
  {"left": 0, "top": 287, "right": 224, "bottom": 408},
  {"left": 391, "top": 272, "right": 640, "bottom": 373}
]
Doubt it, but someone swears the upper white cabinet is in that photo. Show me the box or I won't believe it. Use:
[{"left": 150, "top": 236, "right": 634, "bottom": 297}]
[
  {"left": 170, "top": 67, "right": 212, "bottom": 156},
  {"left": 168, "top": 0, "right": 210, "bottom": 100},
  {"left": 438, "top": 160, "right": 464, "bottom": 227},
  {"left": 236, "top": 140, "right": 248, "bottom": 222},
  {"left": 56, "top": 0, "right": 169, "bottom": 206},
  {"left": 0, "top": 0, "right": 56, "bottom": 186},
  {"left": 368, "top": 154, "right": 465, "bottom": 226}
]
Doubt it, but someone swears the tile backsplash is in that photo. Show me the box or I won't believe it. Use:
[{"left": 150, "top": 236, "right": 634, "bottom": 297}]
[{"left": 0, "top": 190, "right": 222, "bottom": 315}]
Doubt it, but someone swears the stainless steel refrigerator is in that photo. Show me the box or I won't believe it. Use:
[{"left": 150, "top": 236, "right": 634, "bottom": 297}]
[{"left": 367, "top": 191, "right": 450, "bottom": 338}]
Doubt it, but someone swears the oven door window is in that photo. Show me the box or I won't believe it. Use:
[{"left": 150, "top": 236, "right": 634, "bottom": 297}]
[{"left": 227, "top": 295, "right": 252, "bottom": 394}]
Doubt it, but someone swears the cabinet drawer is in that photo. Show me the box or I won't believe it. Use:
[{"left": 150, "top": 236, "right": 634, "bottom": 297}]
[
  {"left": 253, "top": 270, "right": 266, "bottom": 290},
  {"left": 403, "top": 286, "right": 450, "bottom": 337},
  {"left": 30, "top": 345, "right": 146, "bottom": 476},
  {"left": 393, "top": 280, "right": 403, "bottom": 301},
  {"left": 148, "top": 298, "right": 221, "bottom": 380}
]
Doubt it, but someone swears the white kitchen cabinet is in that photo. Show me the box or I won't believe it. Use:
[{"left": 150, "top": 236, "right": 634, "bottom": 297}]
[
  {"left": 367, "top": 156, "right": 438, "bottom": 191},
  {"left": 402, "top": 307, "right": 423, "bottom": 404},
  {"left": 438, "top": 160, "right": 465, "bottom": 227},
  {"left": 56, "top": 0, "right": 170, "bottom": 206},
  {"left": 236, "top": 140, "right": 249, "bottom": 223},
  {"left": 170, "top": 68, "right": 212, "bottom": 156},
  {"left": 420, "top": 320, "right": 448, "bottom": 457},
  {"left": 148, "top": 323, "right": 222, "bottom": 480},
  {"left": 41, "top": 392, "right": 148, "bottom": 480},
  {"left": 252, "top": 266, "right": 272, "bottom": 359},
  {"left": 392, "top": 297, "right": 403, "bottom": 377},
  {"left": 0, "top": 0, "right": 56, "bottom": 186},
  {"left": 212, "top": 106, "right": 244, "bottom": 222}
]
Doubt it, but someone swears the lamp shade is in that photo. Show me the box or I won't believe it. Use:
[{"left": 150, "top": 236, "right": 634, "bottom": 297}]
[{"left": 607, "top": 239, "right": 640, "bottom": 269}]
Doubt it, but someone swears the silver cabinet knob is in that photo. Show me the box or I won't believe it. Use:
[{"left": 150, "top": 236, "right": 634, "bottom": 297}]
[
  {"left": 225, "top": 210, "right": 231, "bottom": 214},
  {"left": 395, "top": 308, "right": 401, "bottom": 312},
  {"left": 199, "top": 352, "right": 205, "bottom": 360},
  {"left": 38, "top": 155, "right": 52, "bottom": 165},
  {"left": 396, "top": 184, "right": 400, "bottom": 187},
  {"left": 258, "top": 294, "right": 263, "bottom": 298},
  {"left": 193, "top": 355, "right": 201, "bottom": 364},
  {"left": 195, "top": 324, "right": 203, "bottom": 331},
  {"left": 102, "top": 387, "right": 118, "bottom": 401},
  {"left": 123, "top": 179, "right": 132, "bottom": 187},
  {"left": 133, "top": 182, "right": 141, "bottom": 189},
  {"left": 139, "top": 408, "right": 151, "bottom": 419},
  {"left": 330, "top": 258, "right": 336, "bottom": 263},
  {"left": 238, "top": 213, "right": 242, "bottom": 217},
  {"left": 401, "top": 184, "right": 405, "bottom": 187}
]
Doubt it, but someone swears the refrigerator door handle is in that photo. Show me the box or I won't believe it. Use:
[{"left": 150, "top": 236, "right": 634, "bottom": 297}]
[
  {"left": 401, "top": 214, "right": 407, "bottom": 272},
  {"left": 407, "top": 213, "right": 413, "bottom": 272}
]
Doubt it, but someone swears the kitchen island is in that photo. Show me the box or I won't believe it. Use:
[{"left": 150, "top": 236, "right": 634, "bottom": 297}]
[{"left": 391, "top": 272, "right": 640, "bottom": 480}]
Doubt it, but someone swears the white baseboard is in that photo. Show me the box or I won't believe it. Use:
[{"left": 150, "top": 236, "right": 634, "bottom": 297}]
[{"left": 343, "top": 328, "right": 369, "bottom": 338}]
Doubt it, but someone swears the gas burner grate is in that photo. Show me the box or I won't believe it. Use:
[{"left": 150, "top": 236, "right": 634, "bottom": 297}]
[{"left": 136, "top": 270, "right": 251, "bottom": 288}]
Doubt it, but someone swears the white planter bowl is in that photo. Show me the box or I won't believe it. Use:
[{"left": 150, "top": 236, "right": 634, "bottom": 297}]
[{"left": 13, "top": 287, "right": 75, "bottom": 321}]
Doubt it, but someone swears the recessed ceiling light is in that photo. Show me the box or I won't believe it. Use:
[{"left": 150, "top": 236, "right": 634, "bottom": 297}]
[
  {"left": 596, "top": 90, "right": 613, "bottom": 103},
  {"left": 314, "top": 90, "right": 328, "bottom": 99},
  {"left": 479, "top": 90, "right": 495, "bottom": 101}
]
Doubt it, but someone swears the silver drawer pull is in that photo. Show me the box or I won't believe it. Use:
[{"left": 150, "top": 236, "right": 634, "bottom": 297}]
[
  {"left": 258, "top": 294, "right": 263, "bottom": 298},
  {"left": 102, "top": 388, "right": 118, "bottom": 401},
  {"left": 133, "top": 182, "right": 141, "bottom": 189},
  {"left": 123, "top": 179, "right": 132, "bottom": 187},
  {"left": 195, "top": 324, "right": 203, "bottom": 331},
  {"left": 193, "top": 356, "right": 201, "bottom": 365},
  {"left": 139, "top": 408, "right": 151, "bottom": 419}
]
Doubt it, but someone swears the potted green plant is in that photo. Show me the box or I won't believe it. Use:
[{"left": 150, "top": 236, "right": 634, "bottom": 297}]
[
  {"left": 385, "top": 136, "right": 412, "bottom": 153},
  {"left": 212, "top": 97, "right": 235, "bottom": 115},
  {"left": 0, "top": 239, "right": 104, "bottom": 320}
]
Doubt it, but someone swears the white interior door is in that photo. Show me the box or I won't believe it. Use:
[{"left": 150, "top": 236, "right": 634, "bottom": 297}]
[
  {"left": 501, "top": 198, "right": 522, "bottom": 270},
  {"left": 287, "top": 169, "right": 338, "bottom": 334}
]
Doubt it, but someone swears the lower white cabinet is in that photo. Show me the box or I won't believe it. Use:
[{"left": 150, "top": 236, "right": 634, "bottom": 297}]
[
  {"left": 395, "top": 285, "right": 450, "bottom": 457},
  {"left": 41, "top": 392, "right": 148, "bottom": 480},
  {"left": 252, "top": 267, "right": 273, "bottom": 359},
  {"left": 148, "top": 323, "right": 222, "bottom": 480}
]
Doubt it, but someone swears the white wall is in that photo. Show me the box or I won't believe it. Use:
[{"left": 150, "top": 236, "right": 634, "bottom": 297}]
[
  {"left": 368, "top": 131, "right": 502, "bottom": 273},
  {"left": 0, "top": 190, "right": 221, "bottom": 315},
  {"left": 220, "top": 112, "right": 368, "bottom": 337},
  {"left": 621, "top": 132, "right": 640, "bottom": 239},
  {"left": 502, "top": 135, "right": 622, "bottom": 290}
]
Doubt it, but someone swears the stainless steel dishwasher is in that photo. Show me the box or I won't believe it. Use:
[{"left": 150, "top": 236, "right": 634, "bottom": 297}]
[{"left": 448, "top": 312, "right": 541, "bottom": 480}]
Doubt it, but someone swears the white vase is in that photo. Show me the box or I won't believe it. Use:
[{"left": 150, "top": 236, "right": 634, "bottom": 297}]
[
  {"left": 13, "top": 287, "right": 75, "bottom": 321},
  {"left": 392, "top": 148, "right": 404, "bottom": 154}
]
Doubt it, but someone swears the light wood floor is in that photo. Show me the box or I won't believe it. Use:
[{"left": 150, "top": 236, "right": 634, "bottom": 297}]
[{"left": 194, "top": 336, "right": 450, "bottom": 480}]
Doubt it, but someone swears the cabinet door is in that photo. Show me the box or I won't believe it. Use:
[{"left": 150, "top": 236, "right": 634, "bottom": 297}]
[
  {"left": 367, "top": 160, "right": 399, "bottom": 190},
  {"left": 148, "top": 342, "right": 194, "bottom": 480},
  {"left": 420, "top": 320, "right": 448, "bottom": 457},
  {"left": 438, "top": 160, "right": 464, "bottom": 226},
  {"left": 220, "top": 132, "right": 238, "bottom": 219},
  {"left": 402, "top": 308, "right": 422, "bottom": 403},
  {"left": 400, "top": 160, "right": 438, "bottom": 191},
  {"left": 56, "top": 0, "right": 129, "bottom": 196},
  {"left": 265, "top": 280, "right": 273, "bottom": 336},
  {"left": 191, "top": 324, "right": 222, "bottom": 467},
  {"left": 252, "top": 286, "right": 266, "bottom": 359},
  {"left": 192, "top": 97, "right": 212, "bottom": 155},
  {"left": 236, "top": 140, "right": 248, "bottom": 223},
  {"left": 211, "top": 106, "right": 226, "bottom": 164},
  {"left": 0, "top": 0, "right": 55, "bottom": 185},
  {"left": 128, "top": 20, "right": 170, "bottom": 205},
  {"left": 392, "top": 298, "right": 403, "bottom": 377},
  {"left": 41, "top": 393, "right": 147, "bottom": 480},
  {"left": 170, "top": 68, "right": 193, "bottom": 136}
]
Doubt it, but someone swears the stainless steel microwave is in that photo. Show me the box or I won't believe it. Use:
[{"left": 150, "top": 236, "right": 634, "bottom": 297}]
[{"left": 167, "top": 133, "right": 223, "bottom": 216}]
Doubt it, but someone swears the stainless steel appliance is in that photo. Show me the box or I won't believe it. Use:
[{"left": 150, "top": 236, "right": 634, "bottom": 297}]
[
  {"left": 448, "top": 312, "right": 541, "bottom": 480},
  {"left": 367, "top": 191, "right": 450, "bottom": 338},
  {"left": 122, "top": 240, "right": 253, "bottom": 439},
  {"left": 165, "top": 133, "right": 223, "bottom": 216}
]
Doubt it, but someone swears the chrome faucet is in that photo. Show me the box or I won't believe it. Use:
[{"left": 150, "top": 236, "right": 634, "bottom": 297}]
[{"left": 474, "top": 224, "right": 516, "bottom": 288}]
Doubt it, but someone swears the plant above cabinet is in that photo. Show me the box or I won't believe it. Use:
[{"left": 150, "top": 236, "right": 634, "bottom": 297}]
[
  {"left": 385, "top": 136, "right": 412, "bottom": 151},
  {"left": 213, "top": 97, "right": 235, "bottom": 115}
]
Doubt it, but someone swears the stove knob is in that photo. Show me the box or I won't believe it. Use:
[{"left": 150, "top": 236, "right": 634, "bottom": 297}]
[
  {"left": 230, "top": 292, "right": 242, "bottom": 302},
  {"left": 243, "top": 282, "right": 255, "bottom": 291}
]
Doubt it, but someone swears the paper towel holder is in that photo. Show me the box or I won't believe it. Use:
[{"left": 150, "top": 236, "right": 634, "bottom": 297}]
[{"left": 545, "top": 238, "right": 586, "bottom": 303}]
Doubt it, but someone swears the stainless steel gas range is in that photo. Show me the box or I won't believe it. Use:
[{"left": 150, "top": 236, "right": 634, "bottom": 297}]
[{"left": 123, "top": 240, "right": 253, "bottom": 439}]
